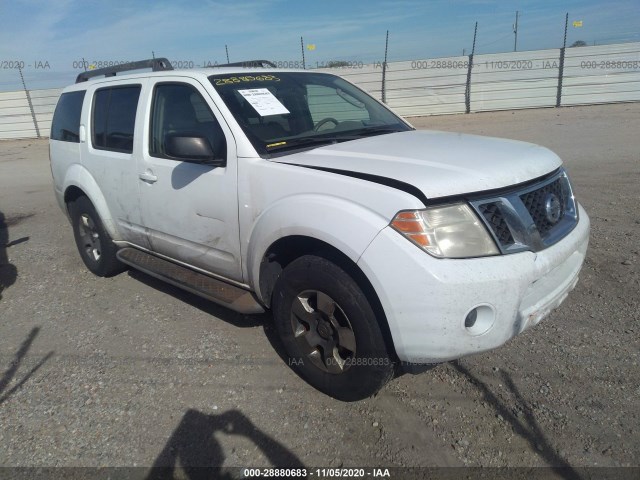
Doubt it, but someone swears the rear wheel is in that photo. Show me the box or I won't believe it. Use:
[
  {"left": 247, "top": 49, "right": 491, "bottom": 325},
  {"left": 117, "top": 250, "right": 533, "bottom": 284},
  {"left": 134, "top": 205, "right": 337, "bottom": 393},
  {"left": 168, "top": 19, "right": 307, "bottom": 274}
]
[
  {"left": 272, "top": 255, "right": 395, "bottom": 401},
  {"left": 69, "top": 196, "right": 123, "bottom": 277}
]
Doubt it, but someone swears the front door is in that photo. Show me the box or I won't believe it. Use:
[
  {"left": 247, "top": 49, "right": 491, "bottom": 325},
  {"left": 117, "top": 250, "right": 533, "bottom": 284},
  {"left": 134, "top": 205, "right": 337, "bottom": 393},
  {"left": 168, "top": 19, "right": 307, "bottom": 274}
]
[{"left": 136, "top": 79, "right": 242, "bottom": 282}]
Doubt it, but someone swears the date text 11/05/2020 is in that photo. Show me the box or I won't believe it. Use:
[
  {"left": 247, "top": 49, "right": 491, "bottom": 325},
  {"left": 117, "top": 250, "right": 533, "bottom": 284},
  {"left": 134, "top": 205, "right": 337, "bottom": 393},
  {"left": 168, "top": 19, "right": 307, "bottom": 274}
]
[
  {"left": 242, "top": 468, "right": 391, "bottom": 478},
  {"left": 1, "top": 60, "right": 50, "bottom": 69}
]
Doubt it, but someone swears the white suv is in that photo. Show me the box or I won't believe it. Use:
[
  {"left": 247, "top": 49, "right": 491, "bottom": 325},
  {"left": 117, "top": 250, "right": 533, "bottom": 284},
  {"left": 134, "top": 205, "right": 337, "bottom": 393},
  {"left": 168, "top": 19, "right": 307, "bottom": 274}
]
[{"left": 50, "top": 58, "right": 589, "bottom": 400}]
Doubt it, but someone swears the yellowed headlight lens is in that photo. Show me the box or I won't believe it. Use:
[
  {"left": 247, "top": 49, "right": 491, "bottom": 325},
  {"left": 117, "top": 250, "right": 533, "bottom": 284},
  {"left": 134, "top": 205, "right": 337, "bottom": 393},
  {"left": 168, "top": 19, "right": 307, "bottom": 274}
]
[{"left": 391, "top": 204, "right": 499, "bottom": 258}]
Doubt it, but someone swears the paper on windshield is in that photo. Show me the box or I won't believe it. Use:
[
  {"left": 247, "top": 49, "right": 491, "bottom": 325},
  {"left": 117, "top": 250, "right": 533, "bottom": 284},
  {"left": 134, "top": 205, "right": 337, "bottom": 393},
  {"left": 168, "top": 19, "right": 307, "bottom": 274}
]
[{"left": 238, "top": 88, "right": 290, "bottom": 116}]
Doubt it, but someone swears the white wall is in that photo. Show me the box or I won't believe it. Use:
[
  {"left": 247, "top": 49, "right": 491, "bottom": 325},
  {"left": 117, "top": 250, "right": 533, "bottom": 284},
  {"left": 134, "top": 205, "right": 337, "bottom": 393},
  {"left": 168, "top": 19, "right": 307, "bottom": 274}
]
[
  {"left": 319, "top": 41, "right": 640, "bottom": 116},
  {"left": 0, "top": 88, "right": 61, "bottom": 139},
  {"left": 562, "top": 43, "right": 640, "bottom": 106}
]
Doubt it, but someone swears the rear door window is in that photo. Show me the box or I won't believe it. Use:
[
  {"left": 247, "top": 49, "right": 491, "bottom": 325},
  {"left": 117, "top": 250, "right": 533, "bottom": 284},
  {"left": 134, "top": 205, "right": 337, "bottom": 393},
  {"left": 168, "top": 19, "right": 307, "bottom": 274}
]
[{"left": 92, "top": 85, "right": 141, "bottom": 153}]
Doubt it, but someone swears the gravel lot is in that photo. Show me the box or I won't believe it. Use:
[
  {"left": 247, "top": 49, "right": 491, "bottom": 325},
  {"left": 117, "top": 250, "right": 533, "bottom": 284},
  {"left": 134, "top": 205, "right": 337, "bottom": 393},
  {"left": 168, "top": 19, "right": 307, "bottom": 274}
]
[{"left": 0, "top": 103, "right": 638, "bottom": 477}]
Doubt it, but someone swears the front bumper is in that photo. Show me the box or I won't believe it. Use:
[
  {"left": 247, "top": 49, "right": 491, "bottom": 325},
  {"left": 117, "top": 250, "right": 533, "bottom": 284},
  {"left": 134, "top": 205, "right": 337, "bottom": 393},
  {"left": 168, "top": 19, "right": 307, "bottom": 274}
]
[{"left": 357, "top": 203, "right": 590, "bottom": 364}]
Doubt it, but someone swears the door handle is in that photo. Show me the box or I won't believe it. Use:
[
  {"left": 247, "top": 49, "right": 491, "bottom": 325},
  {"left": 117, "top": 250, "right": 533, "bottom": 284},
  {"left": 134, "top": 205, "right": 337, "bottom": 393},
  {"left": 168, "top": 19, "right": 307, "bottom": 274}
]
[{"left": 139, "top": 171, "right": 158, "bottom": 184}]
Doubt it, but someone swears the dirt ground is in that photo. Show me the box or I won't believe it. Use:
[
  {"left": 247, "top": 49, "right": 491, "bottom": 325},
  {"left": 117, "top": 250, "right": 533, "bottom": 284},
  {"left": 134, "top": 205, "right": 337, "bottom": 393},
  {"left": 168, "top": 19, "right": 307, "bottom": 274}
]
[{"left": 0, "top": 103, "right": 638, "bottom": 478}]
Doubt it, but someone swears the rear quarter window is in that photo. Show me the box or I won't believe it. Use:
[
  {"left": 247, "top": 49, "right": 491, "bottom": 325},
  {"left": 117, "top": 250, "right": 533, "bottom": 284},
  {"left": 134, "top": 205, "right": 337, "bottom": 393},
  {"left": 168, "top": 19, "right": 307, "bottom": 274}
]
[{"left": 50, "top": 91, "right": 85, "bottom": 142}]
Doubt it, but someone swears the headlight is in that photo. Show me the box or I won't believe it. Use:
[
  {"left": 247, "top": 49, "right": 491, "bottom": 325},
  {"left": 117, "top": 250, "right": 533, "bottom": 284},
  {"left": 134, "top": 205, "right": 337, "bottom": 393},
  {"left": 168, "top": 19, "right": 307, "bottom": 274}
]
[{"left": 390, "top": 203, "right": 499, "bottom": 258}]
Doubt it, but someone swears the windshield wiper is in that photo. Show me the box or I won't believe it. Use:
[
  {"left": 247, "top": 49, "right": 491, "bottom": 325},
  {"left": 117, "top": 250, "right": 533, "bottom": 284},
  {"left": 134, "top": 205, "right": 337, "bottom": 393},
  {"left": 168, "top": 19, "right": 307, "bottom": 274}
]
[
  {"left": 265, "top": 126, "right": 405, "bottom": 153},
  {"left": 265, "top": 136, "right": 340, "bottom": 152},
  {"left": 343, "top": 126, "right": 405, "bottom": 138},
  {"left": 307, "top": 126, "right": 405, "bottom": 143}
]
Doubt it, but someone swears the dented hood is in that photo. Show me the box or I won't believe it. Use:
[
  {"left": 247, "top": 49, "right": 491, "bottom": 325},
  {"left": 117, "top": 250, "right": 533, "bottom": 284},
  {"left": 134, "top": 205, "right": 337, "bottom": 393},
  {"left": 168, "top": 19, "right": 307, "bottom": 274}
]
[{"left": 274, "top": 130, "right": 562, "bottom": 200}]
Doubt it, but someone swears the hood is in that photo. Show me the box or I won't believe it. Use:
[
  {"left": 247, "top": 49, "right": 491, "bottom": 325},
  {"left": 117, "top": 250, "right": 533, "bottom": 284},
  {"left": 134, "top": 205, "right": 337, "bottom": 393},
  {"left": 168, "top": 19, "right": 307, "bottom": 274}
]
[{"left": 273, "top": 130, "right": 562, "bottom": 200}]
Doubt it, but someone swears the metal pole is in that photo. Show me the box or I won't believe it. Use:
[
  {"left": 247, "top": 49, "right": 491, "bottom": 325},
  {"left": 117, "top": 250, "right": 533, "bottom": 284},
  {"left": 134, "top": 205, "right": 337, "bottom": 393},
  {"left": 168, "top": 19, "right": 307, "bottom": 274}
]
[
  {"left": 472, "top": 23, "right": 478, "bottom": 55},
  {"left": 225, "top": 45, "right": 230, "bottom": 63},
  {"left": 465, "top": 22, "right": 478, "bottom": 114},
  {"left": 556, "top": 13, "right": 568, "bottom": 107},
  {"left": 382, "top": 30, "right": 389, "bottom": 104},
  {"left": 300, "top": 36, "right": 306, "bottom": 69},
  {"left": 152, "top": 51, "right": 155, "bottom": 59},
  {"left": 513, "top": 11, "right": 519, "bottom": 52},
  {"left": 18, "top": 64, "right": 40, "bottom": 139}
]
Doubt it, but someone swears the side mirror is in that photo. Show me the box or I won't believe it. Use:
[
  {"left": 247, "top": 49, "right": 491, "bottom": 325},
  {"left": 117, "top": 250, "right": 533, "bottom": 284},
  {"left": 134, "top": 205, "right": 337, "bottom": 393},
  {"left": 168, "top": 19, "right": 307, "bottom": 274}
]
[{"left": 165, "top": 135, "right": 225, "bottom": 166}]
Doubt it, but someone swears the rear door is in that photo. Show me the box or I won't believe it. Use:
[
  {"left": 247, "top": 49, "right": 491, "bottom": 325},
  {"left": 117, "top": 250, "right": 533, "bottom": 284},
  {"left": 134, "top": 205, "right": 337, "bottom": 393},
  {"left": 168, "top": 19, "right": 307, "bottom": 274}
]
[
  {"left": 135, "top": 78, "right": 242, "bottom": 281},
  {"left": 82, "top": 81, "right": 147, "bottom": 246}
]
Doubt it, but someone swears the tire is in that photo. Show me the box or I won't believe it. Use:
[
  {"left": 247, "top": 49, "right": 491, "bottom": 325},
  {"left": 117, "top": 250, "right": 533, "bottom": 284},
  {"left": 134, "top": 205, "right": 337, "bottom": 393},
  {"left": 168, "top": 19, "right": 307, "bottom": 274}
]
[
  {"left": 69, "top": 196, "right": 124, "bottom": 277},
  {"left": 272, "top": 254, "right": 395, "bottom": 401}
]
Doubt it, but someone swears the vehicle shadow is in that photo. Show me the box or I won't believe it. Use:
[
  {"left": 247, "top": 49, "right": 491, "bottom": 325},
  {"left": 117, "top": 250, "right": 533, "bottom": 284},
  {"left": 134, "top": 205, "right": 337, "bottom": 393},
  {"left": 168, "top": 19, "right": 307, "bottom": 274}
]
[
  {"left": 0, "top": 326, "right": 54, "bottom": 405},
  {"left": 0, "top": 211, "right": 19, "bottom": 301},
  {"left": 126, "top": 269, "right": 292, "bottom": 364},
  {"left": 146, "top": 408, "right": 305, "bottom": 480},
  {"left": 170, "top": 162, "right": 215, "bottom": 190},
  {"left": 451, "top": 361, "right": 582, "bottom": 480},
  {"left": 127, "top": 269, "right": 268, "bottom": 328}
]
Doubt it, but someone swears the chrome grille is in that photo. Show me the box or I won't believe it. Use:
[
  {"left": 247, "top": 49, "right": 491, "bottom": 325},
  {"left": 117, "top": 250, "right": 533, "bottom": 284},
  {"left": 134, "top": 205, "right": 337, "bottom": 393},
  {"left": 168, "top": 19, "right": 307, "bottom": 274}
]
[
  {"left": 470, "top": 169, "right": 578, "bottom": 254},
  {"left": 478, "top": 202, "right": 515, "bottom": 246},
  {"left": 520, "top": 179, "right": 565, "bottom": 237}
]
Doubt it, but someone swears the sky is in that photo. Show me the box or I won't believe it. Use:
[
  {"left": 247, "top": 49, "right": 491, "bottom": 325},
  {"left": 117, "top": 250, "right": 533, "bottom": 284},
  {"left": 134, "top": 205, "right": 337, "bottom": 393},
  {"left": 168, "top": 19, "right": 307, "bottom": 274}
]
[{"left": 0, "top": 0, "right": 639, "bottom": 89}]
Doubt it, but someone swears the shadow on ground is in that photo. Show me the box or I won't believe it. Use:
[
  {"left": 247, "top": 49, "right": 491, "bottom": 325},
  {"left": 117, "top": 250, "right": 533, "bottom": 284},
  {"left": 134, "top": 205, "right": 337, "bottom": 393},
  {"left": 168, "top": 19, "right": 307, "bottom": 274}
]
[
  {"left": 128, "top": 269, "right": 267, "bottom": 328},
  {"left": 147, "top": 409, "right": 305, "bottom": 480},
  {"left": 127, "top": 269, "right": 292, "bottom": 367},
  {"left": 0, "top": 211, "right": 20, "bottom": 301},
  {"left": 452, "top": 361, "right": 583, "bottom": 480},
  {"left": 0, "top": 326, "right": 53, "bottom": 405}
]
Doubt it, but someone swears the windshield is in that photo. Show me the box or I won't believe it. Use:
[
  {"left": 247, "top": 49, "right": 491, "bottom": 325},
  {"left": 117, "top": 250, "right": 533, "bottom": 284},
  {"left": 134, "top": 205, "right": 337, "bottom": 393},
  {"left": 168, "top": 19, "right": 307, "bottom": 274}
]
[{"left": 209, "top": 72, "right": 411, "bottom": 156}]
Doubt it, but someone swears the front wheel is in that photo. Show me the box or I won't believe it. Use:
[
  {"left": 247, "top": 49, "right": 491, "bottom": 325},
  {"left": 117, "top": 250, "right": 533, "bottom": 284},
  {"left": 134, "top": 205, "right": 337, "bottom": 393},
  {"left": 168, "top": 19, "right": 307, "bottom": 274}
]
[
  {"left": 272, "top": 255, "right": 395, "bottom": 401},
  {"left": 69, "top": 196, "right": 124, "bottom": 277}
]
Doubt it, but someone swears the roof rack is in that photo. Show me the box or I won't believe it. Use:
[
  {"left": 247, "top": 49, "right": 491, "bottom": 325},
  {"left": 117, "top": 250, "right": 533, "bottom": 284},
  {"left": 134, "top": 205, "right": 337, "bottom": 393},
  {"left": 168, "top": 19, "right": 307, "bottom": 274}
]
[
  {"left": 75, "top": 58, "right": 173, "bottom": 83},
  {"left": 211, "top": 60, "right": 277, "bottom": 68}
]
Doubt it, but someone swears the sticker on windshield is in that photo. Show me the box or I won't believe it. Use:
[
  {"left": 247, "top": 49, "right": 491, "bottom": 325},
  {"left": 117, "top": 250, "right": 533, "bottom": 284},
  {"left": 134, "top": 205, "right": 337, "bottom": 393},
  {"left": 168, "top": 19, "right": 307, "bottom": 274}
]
[
  {"left": 238, "top": 88, "right": 290, "bottom": 116},
  {"left": 213, "top": 75, "right": 280, "bottom": 86}
]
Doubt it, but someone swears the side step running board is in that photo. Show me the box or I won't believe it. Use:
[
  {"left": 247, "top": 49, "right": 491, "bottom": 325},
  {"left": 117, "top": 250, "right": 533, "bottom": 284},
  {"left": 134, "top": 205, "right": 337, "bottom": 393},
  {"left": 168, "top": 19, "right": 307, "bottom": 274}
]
[{"left": 116, "top": 247, "right": 264, "bottom": 314}]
